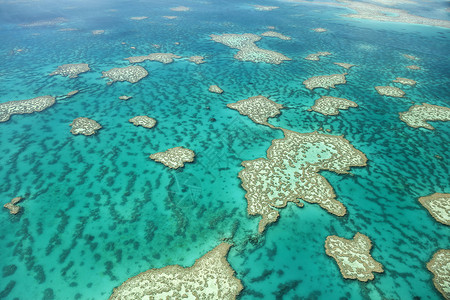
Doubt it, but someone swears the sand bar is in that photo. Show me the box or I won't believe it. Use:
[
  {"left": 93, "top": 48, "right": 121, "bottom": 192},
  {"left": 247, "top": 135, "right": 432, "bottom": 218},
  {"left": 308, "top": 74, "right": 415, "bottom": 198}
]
[
  {"left": 325, "top": 233, "right": 384, "bottom": 281},
  {"left": 0, "top": 96, "right": 56, "bottom": 123},
  {"left": 399, "top": 103, "right": 450, "bottom": 130}
]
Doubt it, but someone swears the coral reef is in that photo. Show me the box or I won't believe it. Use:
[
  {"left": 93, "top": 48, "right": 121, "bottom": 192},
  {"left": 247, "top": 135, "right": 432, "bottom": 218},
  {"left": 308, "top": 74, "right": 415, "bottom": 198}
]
[
  {"left": 49, "top": 63, "right": 90, "bottom": 78},
  {"left": 150, "top": 147, "right": 195, "bottom": 169},
  {"left": 325, "top": 233, "right": 384, "bottom": 281},
  {"left": 406, "top": 65, "right": 421, "bottom": 70},
  {"left": 393, "top": 77, "right": 416, "bottom": 85},
  {"left": 239, "top": 128, "right": 367, "bottom": 233},
  {"left": 3, "top": 197, "right": 23, "bottom": 215},
  {"left": 253, "top": 5, "right": 279, "bottom": 11},
  {"left": 305, "top": 52, "right": 332, "bottom": 61},
  {"left": 170, "top": 6, "right": 190, "bottom": 11},
  {"left": 261, "top": 31, "right": 291, "bottom": 40},
  {"left": 399, "top": 103, "right": 450, "bottom": 130},
  {"left": 418, "top": 193, "right": 450, "bottom": 225},
  {"left": 102, "top": 66, "right": 148, "bottom": 84},
  {"left": 334, "top": 62, "right": 355, "bottom": 69},
  {"left": 375, "top": 86, "right": 405, "bottom": 97},
  {"left": 125, "top": 53, "right": 181, "bottom": 64},
  {"left": 303, "top": 73, "right": 347, "bottom": 90},
  {"left": 310, "top": 96, "right": 358, "bottom": 115},
  {"left": 227, "top": 95, "right": 283, "bottom": 128},
  {"left": 0, "top": 96, "right": 56, "bottom": 123},
  {"left": 312, "top": 28, "right": 327, "bottom": 32},
  {"left": 69, "top": 117, "right": 102, "bottom": 136},
  {"left": 189, "top": 56, "right": 206, "bottom": 64},
  {"left": 426, "top": 249, "right": 450, "bottom": 299},
  {"left": 130, "top": 16, "right": 148, "bottom": 20},
  {"left": 119, "top": 96, "right": 132, "bottom": 101},
  {"left": 109, "top": 243, "right": 243, "bottom": 300},
  {"left": 209, "top": 85, "right": 224, "bottom": 94},
  {"left": 210, "top": 33, "right": 291, "bottom": 64},
  {"left": 129, "top": 116, "right": 157, "bottom": 129}
]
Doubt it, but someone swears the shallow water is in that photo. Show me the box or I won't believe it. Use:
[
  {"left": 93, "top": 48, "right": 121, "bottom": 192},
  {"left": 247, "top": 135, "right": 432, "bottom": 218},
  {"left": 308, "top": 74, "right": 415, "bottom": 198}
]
[{"left": 0, "top": 0, "right": 449, "bottom": 299}]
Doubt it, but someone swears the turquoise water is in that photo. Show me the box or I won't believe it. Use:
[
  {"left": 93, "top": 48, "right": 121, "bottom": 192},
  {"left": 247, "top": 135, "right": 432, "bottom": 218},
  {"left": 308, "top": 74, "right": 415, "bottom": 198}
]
[{"left": 0, "top": 0, "right": 449, "bottom": 299}]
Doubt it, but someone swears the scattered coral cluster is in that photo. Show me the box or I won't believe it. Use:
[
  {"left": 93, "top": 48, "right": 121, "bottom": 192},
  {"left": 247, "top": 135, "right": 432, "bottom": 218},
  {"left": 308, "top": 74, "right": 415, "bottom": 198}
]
[{"left": 125, "top": 53, "right": 181, "bottom": 64}]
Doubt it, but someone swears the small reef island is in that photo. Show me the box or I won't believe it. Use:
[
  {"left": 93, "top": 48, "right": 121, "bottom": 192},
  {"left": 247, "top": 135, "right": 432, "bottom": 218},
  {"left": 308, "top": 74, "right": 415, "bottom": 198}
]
[
  {"left": 150, "top": 146, "right": 195, "bottom": 169},
  {"left": 426, "top": 250, "right": 450, "bottom": 299},
  {"left": 418, "top": 193, "right": 450, "bottom": 226},
  {"left": 210, "top": 33, "right": 291, "bottom": 64},
  {"left": 325, "top": 233, "right": 384, "bottom": 281},
  {"left": 227, "top": 95, "right": 283, "bottom": 128},
  {"left": 310, "top": 96, "right": 358, "bottom": 116},
  {"left": 303, "top": 73, "right": 347, "bottom": 90},
  {"left": 0, "top": 96, "right": 56, "bottom": 123},
  {"left": 49, "top": 63, "right": 90, "bottom": 78},
  {"left": 109, "top": 243, "right": 243, "bottom": 299},
  {"left": 102, "top": 65, "right": 148, "bottom": 84},
  {"left": 69, "top": 117, "right": 102, "bottom": 136},
  {"left": 399, "top": 103, "right": 450, "bottom": 130}
]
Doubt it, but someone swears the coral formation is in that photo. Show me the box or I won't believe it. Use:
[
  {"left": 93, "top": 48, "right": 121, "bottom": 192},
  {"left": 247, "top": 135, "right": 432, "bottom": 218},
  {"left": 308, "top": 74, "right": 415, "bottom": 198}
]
[
  {"left": 210, "top": 33, "right": 291, "bottom": 64},
  {"left": 49, "top": 63, "right": 90, "bottom": 78},
  {"left": 3, "top": 197, "right": 23, "bottom": 215},
  {"left": 334, "top": 62, "right": 355, "bottom": 69},
  {"left": 125, "top": 53, "right": 181, "bottom": 64},
  {"left": 239, "top": 128, "right": 367, "bottom": 233},
  {"left": 253, "top": 5, "right": 279, "bottom": 11},
  {"left": 399, "top": 103, "right": 450, "bottom": 130},
  {"left": 189, "top": 56, "right": 206, "bottom": 64},
  {"left": 325, "top": 233, "right": 384, "bottom": 281},
  {"left": 227, "top": 96, "right": 283, "bottom": 128},
  {"left": 0, "top": 96, "right": 56, "bottom": 123},
  {"left": 418, "top": 193, "right": 450, "bottom": 225},
  {"left": 375, "top": 86, "right": 405, "bottom": 97},
  {"left": 70, "top": 117, "right": 102, "bottom": 136},
  {"left": 209, "top": 85, "right": 224, "bottom": 94},
  {"left": 303, "top": 73, "right": 347, "bottom": 90},
  {"left": 129, "top": 116, "right": 157, "bottom": 129},
  {"left": 102, "top": 66, "right": 148, "bottom": 84},
  {"left": 393, "top": 77, "right": 416, "bottom": 85},
  {"left": 426, "top": 249, "right": 450, "bottom": 299},
  {"left": 305, "top": 52, "right": 332, "bottom": 61},
  {"left": 150, "top": 147, "right": 195, "bottom": 169},
  {"left": 260, "top": 31, "right": 291, "bottom": 40},
  {"left": 310, "top": 96, "right": 358, "bottom": 115},
  {"left": 109, "top": 243, "right": 243, "bottom": 300}
]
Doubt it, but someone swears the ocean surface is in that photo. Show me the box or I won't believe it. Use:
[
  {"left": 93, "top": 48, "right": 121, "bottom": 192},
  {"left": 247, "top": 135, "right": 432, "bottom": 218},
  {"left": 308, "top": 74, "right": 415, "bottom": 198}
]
[{"left": 0, "top": 0, "right": 449, "bottom": 299}]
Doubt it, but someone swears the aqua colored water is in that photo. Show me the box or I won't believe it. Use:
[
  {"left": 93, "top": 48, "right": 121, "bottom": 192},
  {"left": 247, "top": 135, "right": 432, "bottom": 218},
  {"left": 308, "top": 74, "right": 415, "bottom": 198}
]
[{"left": 0, "top": 0, "right": 449, "bottom": 299}]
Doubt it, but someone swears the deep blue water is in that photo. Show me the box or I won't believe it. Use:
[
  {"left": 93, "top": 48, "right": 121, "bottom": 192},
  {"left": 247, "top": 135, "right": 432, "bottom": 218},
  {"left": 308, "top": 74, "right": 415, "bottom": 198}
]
[{"left": 0, "top": 0, "right": 449, "bottom": 299}]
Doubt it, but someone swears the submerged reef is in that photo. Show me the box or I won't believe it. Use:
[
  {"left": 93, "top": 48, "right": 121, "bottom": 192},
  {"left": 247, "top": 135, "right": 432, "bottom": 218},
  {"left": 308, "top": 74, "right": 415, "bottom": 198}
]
[
  {"left": 325, "top": 233, "right": 384, "bottom": 282},
  {"left": 170, "top": 6, "right": 190, "bottom": 11},
  {"left": 310, "top": 96, "right": 358, "bottom": 115},
  {"left": 119, "top": 95, "right": 132, "bottom": 101},
  {"left": 210, "top": 33, "right": 291, "bottom": 64},
  {"left": 260, "top": 31, "right": 291, "bottom": 40},
  {"left": 92, "top": 30, "right": 104, "bottom": 35},
  {"left": 312, "top": 28, "right": 327, "bottom": 32},
  {"left": 3, "top": 197, "right": 23, "bottom": 215},
  {"left": 102, "top": 66, "right": 148, "bottom": 84},
  {"left": 375, "top": 86, "right": 405, "bottom": 97},
  {"left": 305, "top": 52, "right": 331, "bottom": 61},
  {"left": 49, "top": 63, "right": 90, "bottom": 78},
  {"left": 209, "top": 85, "right": 224, "bottom": 94},
  {"left": 418, "top": 193, "right": 450, "bottom": 225},
  {"left": 393, "top": 77, "right": 417, "bottom": 86},
  {"left": 69, "top": 117, "right": 102, "bottom": 136},
  {"left": 0, "top": 95, "right": 56, "bottom": 123},
  {"left": 129, "top": 116, "right": 157, "bottom": 129},
  {"left": 150, "top": 146, "right": 195, "bottom": 169},
  {"left": 239, "top": 128, "right": 367, "bottom": 233},
  {"left": 303, "top": 73, "right": 347, "bottom": 90},
  {"left": 253, "top": 5, "right": 279, "bottom": 11},
  {"left": 189, "top": 56, "right": 206, "bottom": 64},
  {"left": 109, "top": 243, "right": 243, "bottom": 300},
  {"left": 406, "top": 65, "right": 421, "bottom": 70},
  {"left": 130, "top": 16, "right": 148, "bottom": 20},
  {"left": 334, "top": 62, "right": 355, "bottom": 69},
  {"left": 227, "top": 95, "right": 283, "bottom": 128},
  {"left": 399, "top": 103, "right": 450, "bottom": 130},
  {"left": 125, "top": 53, "right": 181, "bottom": 64},
  {"left": 426, "top": 249, "right": 450, "bottom": 299},
  {"left": 403, "top": 54, "right": 419, "bottom": 60}
]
